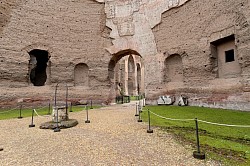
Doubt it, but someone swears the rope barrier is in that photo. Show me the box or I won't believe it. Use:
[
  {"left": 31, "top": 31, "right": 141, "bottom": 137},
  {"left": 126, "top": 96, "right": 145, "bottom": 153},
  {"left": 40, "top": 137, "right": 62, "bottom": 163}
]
[
  {"left": 149, "top": 111, "right": 250, "bottom": 128},
  {"left": 33, "top": 109, "right": 50, "bottom": 118},
  {"left": 0, "top": 106, "right": 20, "bottom": 114},
  {"left": 35, "top": 106, "right": 48, "bottom": 111},
  {"left": 149, "top": 111, "right": 194, "bottom": 122},
  {"left": 197, "top": 120, "right": 250, "bottom": 128}
]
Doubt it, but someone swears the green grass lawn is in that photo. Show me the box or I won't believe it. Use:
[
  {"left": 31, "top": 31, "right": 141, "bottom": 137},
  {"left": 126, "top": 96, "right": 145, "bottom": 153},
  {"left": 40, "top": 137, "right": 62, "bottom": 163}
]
[
  {"left": 130, "top": 95, "right": 144, "bottom": 101},
  {"left": 0, "top": 105, "right": 101, "bottom": 120},
  {"left": 141, "top": 105, "right": 250, "bottom": 166}
]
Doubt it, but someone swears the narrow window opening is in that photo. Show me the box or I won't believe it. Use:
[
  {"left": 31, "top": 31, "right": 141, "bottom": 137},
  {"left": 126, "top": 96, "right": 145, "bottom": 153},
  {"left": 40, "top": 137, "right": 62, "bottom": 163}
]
[{"left": 225, "top": 49, "right": 235, "bottom": 63}]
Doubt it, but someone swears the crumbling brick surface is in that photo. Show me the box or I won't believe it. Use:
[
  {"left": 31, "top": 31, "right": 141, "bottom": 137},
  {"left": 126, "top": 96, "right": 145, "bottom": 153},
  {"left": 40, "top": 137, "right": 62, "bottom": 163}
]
[
  {"left": 149, "top": 0, "right": 250, "bottom": 110},
  {"left": 0, "top": 0, "right": 249, "bottom": 110},
  {"left": 0, "top": 0, "right": 112, "bottom": 106}
]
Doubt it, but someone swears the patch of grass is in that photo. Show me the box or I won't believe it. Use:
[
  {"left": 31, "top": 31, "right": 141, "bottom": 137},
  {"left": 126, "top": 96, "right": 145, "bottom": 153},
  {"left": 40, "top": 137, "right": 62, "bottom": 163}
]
[
  {"left": 0, "top": 105, "right": 101, "bottom": 120},
  {"left": 141, "top": 105, "right": 250, "bottom": 165},
  {"left": 130, "top": 95, "right": 144, "bottom": 101}
]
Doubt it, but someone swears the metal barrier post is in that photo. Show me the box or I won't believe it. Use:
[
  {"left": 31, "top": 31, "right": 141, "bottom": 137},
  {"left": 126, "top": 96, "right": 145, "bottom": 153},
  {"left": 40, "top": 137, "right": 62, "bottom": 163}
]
[
  {"left": 18, "top": 105, "right": 23, "bottom": 119},
  {"left": 85, "top": 105, "right": 90, "bottom": 123},
  {"left": 29, "top": 109, "right": 35, "bottom": 128},
  {"left": 135, "top": 103, "right": 139, "bottom": 116},
  {"left": 65, "top": 85, "right": 68, "bottom": 120},
  {"left": 54, "top": 83, "right": 61, "bottom": 132},
  {"left": 147, "top": 109, "right": 153, "bottom": 133},
  {"left": 48, "top": 101, "right": 51, "bottom": 115},
  {"left": 70, "top": 102, "right": 73, "bottom": 112},
  {"left": 137, "top": 107, "right": 142, "bottom": 122},
  {"left": 54, "top": 107, "right": 61, "bottom": 132},
  {"left": 90, "top": 100, "right": 93, "bottom": 109},
  {"left": 193, "top": 118, "right": 205, "bottom": 159}
]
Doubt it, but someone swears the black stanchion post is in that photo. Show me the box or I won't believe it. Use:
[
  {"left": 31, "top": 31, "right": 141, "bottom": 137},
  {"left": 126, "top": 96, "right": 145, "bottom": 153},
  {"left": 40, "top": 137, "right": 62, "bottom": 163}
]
[
  {"left": 90, "top": 100, "right": 93, "bottom": 109},
  {"left": 18, "top": 105, "right": 23, "bottom": 119},
  {"left": 0, "top": 148, "right": 3, "bottom": 151},
  {"left": 29, "top": 109, "right": 35, "bottom": 128},
  {"left": 48, "top": 101, "right": 51, "bottom": 115},
  {"left": 135, "top": 103, "right": 139, "bottom": 116},
  {"left": 137, "top": 107, "right": 142, "bottom": 122},
  {"left": 85, "top": 105, "right": 90, "bottom": 123},
  {"left": 147, "top": 109, "right": 153, "bottom": 133},
  {"left": 193, "top": 118, "right": 205, "bottom": 160},
  {"left": 70, "top": 102, "right": 73, "bottom": 112},
  {"left": 54, "top": 83, "right": 60, "bottom": 132},
  {"left": 139, "top": 100, "right": 142, "bottom": 112},
  {"left": 54, "top": 107, "right": 61, "bottom": 132}
]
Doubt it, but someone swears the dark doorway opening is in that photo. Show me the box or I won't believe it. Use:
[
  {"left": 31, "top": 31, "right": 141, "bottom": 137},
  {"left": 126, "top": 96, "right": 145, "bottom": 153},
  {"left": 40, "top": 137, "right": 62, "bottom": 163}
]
[{"left": 28, "top": 49, "right": 49, "bottom": 86}]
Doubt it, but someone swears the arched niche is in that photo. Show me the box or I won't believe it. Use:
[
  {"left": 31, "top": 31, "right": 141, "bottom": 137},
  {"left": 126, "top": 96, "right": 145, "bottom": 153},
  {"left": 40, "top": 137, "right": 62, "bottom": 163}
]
[
  {"left": 164, "top": 54, "right": 184, "bottom": 82},
  {"left": 28, "top": 49, "right": 50, "bottom": 86},
  {"left": 74, "top": 63, "right": 89, "bottom": 86}
]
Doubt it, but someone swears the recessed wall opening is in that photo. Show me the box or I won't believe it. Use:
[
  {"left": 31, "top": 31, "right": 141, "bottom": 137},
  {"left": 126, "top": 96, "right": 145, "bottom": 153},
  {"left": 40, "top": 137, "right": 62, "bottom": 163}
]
[
  {"left": 164, "top": 54, "right": 183, "bottom": 83},
  {"left": 210, "top": 34, "right": 241, "bottom": 78},
  {"left": 74, "top": 63, "right": 89, "bottom": 86},
  {"left": 225, "top": 49, "right": 235, "bottom": 63},
  {"left": 28, "top": 49, "right": 49, "bottom": 86}
]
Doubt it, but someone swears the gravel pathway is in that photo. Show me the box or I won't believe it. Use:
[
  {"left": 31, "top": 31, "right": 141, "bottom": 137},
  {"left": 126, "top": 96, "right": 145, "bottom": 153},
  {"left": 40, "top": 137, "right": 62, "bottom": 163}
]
[{"left": 0, "top": 102, "right": 220, "bottom": 166}]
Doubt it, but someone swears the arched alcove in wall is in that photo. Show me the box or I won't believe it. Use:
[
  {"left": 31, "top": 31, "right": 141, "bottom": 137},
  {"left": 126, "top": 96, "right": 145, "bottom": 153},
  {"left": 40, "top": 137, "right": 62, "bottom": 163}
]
[
  {"left": 164, "top": 54, "right": 183, "bottom": 83},
  {"left": 28, "top": 49, "right": 50, "bottom": 86},
  {"left": 74, "top": 63, "right": 89, "bottom": 86}
]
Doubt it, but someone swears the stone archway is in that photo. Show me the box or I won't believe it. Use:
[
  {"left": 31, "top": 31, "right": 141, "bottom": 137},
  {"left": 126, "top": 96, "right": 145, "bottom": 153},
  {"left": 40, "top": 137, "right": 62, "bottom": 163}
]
[
  {"left": 74, "top": 63, "right": 89, "bottom": 86},
  {"left": 107, "top": 49, "right": 144, "bottom": 101}
]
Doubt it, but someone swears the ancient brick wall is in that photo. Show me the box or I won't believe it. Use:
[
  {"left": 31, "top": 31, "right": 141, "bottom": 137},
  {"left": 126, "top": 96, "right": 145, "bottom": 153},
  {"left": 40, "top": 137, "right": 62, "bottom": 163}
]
[
  {"left": 0, "top": 0, "right": 249, "bottom": 110},
  {"left": 150, "top": 0, "right": 250, "bottom": 110},
  {"left": 0, "top": 0, "right": 112, "bottom": 106}
]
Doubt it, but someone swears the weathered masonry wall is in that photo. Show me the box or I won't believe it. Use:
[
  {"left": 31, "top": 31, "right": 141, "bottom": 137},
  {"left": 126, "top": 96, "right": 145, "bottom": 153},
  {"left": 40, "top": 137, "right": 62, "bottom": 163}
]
[
  {"left": 150, "top": 0, "right": 250, "bottom": 110},
  {"left": 0, "top": 0, "right": 112, "bottom": 106},
  {"left": 0, "top": 0, "right": 249, "bottom": 111}
]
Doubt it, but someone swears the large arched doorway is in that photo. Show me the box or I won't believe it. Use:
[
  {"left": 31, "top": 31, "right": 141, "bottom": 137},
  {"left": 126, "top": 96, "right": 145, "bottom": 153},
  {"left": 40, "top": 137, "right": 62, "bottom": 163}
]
[
  {"left": 74, "top": 63, "right": 89, "bottom": 86},
  {"left": 28, "top": 49, "right": 50, "bottom": 86},
  {"left": 107, "top": 49, "right": 144, "bottom": 101}
]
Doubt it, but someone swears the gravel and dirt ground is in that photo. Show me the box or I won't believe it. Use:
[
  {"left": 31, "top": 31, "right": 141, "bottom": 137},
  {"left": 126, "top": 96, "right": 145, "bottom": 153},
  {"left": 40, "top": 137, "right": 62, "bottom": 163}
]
[{"left": 0, "top": 101, "right": 221, "bottom": 166}]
